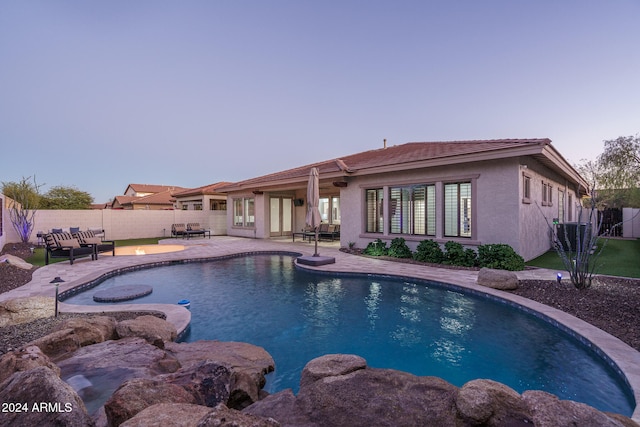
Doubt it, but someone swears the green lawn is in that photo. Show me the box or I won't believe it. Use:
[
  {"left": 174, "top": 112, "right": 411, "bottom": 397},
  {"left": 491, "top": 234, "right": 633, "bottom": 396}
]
[
  {"left": 526, "top": 238, "right": 640, "bottom": 278},
  {"left": 27, "top": 237, "right": 162, "bottom": 267}
]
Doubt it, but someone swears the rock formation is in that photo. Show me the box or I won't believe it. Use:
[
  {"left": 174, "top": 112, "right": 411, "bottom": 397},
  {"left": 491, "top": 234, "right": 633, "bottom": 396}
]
[{"left": 476, "top": 267, "right": 519, "bottom": 290}]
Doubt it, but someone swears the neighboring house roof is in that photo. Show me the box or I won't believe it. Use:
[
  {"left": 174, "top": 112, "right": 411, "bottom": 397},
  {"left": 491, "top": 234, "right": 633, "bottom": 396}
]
[
  {"left": 112, "top": 188, "right": 188, "bottom": 209},
  {"left": 219, "top": 139, "right": 588, "bottom": 193},
  {"left": 134, "top": 190, "right": 182, "bottom": 206},
  {"left": 125, "top": 183, "right": 181, "bottom": 196},
  {"left": 172, "top": 182, "right": 232, "bottom": 198}
]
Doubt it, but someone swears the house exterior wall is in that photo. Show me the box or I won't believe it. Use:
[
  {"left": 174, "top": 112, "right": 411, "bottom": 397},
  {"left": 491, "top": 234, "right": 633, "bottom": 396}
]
[
  {"left": 338, "top": 157, "right": 579, "bottom": 261},
  {"left": 516, "top": 157, "right": 582, "bottom": 260}
]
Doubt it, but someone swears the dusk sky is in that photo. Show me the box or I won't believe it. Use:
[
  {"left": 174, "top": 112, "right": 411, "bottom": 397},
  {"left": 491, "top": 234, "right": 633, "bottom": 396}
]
[{"left": 1, "top": 1, "right": 638, "bottom": 203}]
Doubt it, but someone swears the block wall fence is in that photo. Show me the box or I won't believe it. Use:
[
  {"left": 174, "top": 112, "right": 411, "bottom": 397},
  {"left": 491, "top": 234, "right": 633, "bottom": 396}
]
[{"left": 0, "top": 198, "right": 227, "bottom": 245}]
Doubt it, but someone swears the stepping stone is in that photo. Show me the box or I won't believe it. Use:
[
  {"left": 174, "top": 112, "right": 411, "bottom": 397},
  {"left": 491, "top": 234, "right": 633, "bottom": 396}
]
[{"left": 93, "top": 285, "right": 153, "bottom": 302}]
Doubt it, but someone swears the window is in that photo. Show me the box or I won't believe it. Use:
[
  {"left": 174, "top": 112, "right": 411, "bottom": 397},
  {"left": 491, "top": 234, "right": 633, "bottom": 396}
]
[
  {"left": 389, "top": 184, "right": 435, "bottom": 235},
  {"left": 194, "top": 203, "right": 203, "bottom": 211},
  {"left": 444, "top": 182, "right": 472, "bottom": 237},
  {"left": 542, "top": 181, "right": 553, "bottom": 206},
  {"left": 558, "top": 190, "right": 565, "bottom": 223},
  {"left": 522, "top": 174, "right": 531, "bottom": 203},
  {"left": 233, "top": 197, "right": 255, "bottom": 227},
  {"left": 568, "top": 194, "right": 573, "bottom": 221},
  {"left": 210, "top": 199, "right": 227, "bottom": 210},
  {"left": 332, "top": 197, "right": 341, "bottom": 223},
  {"left": 365, "top": 189, "right": 384, "bottom": 233},
  {"left": 181, "top": 204, "right": 188, "bottom": 210}
]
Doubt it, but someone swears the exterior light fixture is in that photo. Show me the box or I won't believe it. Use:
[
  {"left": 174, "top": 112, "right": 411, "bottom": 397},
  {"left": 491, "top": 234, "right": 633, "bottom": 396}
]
[
  {"left": 50, "top": 276, "right": 65, "bottom": 317},
  {"left": 556, "top": 273, "right": 562, "bottom": 284}
]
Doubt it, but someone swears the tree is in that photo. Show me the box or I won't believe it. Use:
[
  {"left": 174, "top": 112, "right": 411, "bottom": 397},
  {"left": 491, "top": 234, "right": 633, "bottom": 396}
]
[
  {"left": 40, "top": 185, "right": 93, "bottom": 209},
  {"left": 597, "top": 134, "right": 640, "bottom": 207},
  {"left": 1, "top": 176, "right": 42, "bottom": 243}
]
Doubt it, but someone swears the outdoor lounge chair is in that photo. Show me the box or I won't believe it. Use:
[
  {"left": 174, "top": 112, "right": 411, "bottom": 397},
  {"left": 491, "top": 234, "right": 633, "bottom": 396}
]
[
  {"left": 44, "top": 232, "right": 95, "bottom": 265},
  {"left": 73, "top": 230, "right": 115, "bottom": 258},
  {"left": 185, "top": 223, "right": 207, "bottom": 239},
  {"left": 319, "top": 224, "right": 340, "bottom": 241},
  {"left": 171, "top": 224, "right": 187, "bottom": 238}
]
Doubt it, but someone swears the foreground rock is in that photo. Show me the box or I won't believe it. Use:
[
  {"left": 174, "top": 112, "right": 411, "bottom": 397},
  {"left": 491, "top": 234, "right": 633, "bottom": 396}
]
[
  {"left": 476, "top": 267, "right": 519, "bottom": 290},
  {"left": 0, "top": 254, "right": 33, "bottom": 270},
  {"left": 245, "top": 354, "right": 638, "bottom": 427},
  {"left": 0, "top": 296, "right": 55, "bottom": 327},
  {"left": 0, "top": 366, "right": 94, "bottom": 427},
  {"left": 0, "top": 345, "right": 60, "bottom": 384},
  {"left": 116, "top": 315, "right": 177, "bottom": 347},
  {"left": 29, "top": 315, "right": 118, "bottom": 358}
]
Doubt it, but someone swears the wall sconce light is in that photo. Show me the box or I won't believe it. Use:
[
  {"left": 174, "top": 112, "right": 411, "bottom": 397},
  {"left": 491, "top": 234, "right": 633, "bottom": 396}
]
[{"left": 50, "top": 276, "right": 65, "bottom": 317}]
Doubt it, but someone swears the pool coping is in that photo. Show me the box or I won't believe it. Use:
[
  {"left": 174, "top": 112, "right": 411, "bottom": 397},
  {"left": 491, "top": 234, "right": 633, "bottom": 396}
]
[{"left": 2, "top": 236, "right": 639, "bottom": 421}]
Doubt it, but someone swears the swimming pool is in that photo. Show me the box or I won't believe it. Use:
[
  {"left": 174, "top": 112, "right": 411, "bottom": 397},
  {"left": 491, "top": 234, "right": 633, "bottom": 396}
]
[{"left": 62, "top": 254, "right": 635, "bottom": 415}]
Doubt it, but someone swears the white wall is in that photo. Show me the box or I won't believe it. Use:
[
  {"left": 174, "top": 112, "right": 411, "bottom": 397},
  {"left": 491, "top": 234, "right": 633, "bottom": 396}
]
[
  {"left": 623, "top": 208, "right": 640, "bottom": 238},
  {"left": 0, "top": 207, "right": 227, "bottom": 245},
  {"left": 0, "top": 193, "right": 6, "bottom": 249}
]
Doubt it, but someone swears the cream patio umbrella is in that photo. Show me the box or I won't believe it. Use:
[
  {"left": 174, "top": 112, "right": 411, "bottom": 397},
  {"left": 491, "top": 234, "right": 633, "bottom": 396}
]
[{"left": 305, "top": 167, "right": 322, "bottom": 257}]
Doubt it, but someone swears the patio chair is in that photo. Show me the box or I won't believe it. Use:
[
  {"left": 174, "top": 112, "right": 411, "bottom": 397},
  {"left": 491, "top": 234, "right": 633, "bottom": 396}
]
[
  {"left": 172, "top": 224, "right": 187, "bottom": 238},
  {"left": 74, "top": 230, "right": 115, "bottom": 258},
  {"left": 44, "top": 232, "right": 95, "bottom": 265},
  {"left": 186, "top": 223, "right": 206, "bottom": 238}
]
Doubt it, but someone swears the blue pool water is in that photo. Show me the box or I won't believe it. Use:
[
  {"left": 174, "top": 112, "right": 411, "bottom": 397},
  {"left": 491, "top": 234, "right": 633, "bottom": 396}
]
[{"left": 63, "top": 254, "right": 635, "bottom": 415}]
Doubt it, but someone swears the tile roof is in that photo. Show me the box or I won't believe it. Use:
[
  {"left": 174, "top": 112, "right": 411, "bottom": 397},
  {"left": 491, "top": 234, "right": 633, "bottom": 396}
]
[
  {"left": 126, "top": 184, "right": 182, "bottom": 194},
  {"left": 219, "top": 139, "right": 555, "bottom": 190},
  {"left": 171, "top": 182, "right": 232, "bottom": 197}
]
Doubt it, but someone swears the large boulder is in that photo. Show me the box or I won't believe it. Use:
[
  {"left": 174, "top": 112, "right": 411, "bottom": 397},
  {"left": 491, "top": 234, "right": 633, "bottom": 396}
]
[
  {"left": 0, "top": 366, "right": 93, "bottom": 427},
  {"left": 300, "top": 353, "right": 367, "bottom": 388},
  {"left": 247, "top": 354, "right": 459, "bottom": 427},
  {"left": 29, "top": 316, "right": 118, "bottom": 359},
  {"left": 116, "top": 315, "right": 178, "bottom": 347},
  {"left": 476, "top": 267, "right": 519, "bottom": 290},
  {"left": 456, "top": 379, "right": 531, "bottom": 425},
  {"left": 120, "top": 403, "right": 212, "bottom": 427},
  {"left": 522, "top": 390, "right": 634, "bottom": 427},
  {"left": 0, "top": 345, "right": 60, "bottom": 384},
  {"left": 245, "top": 354, "right": 638, "bottom": 427},
  {"left": 104, "top": 378, "right": 196, "bottom": 426},
  {"left": 162, "top": 360, "right": 234, "bottom": 408},
  {"left": 164, "top": 341, "right": 275, "bottom": 407},
  {"left": 0, "top": 254, "right": 33, "bottom": 270},
  {"left": 197, "top": 403, "right": 280, "bottom": 427},
  {"left": 0, "top": 296, "right": 55, "bottom": 327}
]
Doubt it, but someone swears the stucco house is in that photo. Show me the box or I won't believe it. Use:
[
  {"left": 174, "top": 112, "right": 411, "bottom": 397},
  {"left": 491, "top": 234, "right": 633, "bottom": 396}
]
[
  {"left": 219, "top": 139, "right": 588, "bottom": 261},
  {"left": 110, "top": 184, "right": 187, "bottom": 210},
  {"left": 172, "top": 182, "right": 230, "bottom": 211}
]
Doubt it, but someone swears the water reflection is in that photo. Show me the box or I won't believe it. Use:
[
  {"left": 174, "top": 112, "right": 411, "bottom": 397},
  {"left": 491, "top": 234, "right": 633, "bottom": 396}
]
[
  {"left": 364, "top": 282, "right": 381, "bottom": 330},
  {"left": 303, "top": 278, "right": 344, "bottom": 337},
  {"left": 432, "top": 291, "right": 476, "bottom": 365}
]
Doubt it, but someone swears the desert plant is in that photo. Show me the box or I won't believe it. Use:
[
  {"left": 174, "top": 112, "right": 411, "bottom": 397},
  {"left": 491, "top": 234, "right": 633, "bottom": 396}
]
[
  {"left": 413, "top": 239, "right": 444, "bottom": 263},
  {"left": 1, "top": 176, "right": 42, "bottom": 243},
  {"left": 387, "top": 237, "right": 413, "bottom": 258},
  {"left": 363, "top": 239, "right": 388, "bottom": 256},
  {"left": 443, "top": 241, "right": 477, "bottom": 267},
  {"left": 477, "top": 243, "right": 525, "bottom": 271}
]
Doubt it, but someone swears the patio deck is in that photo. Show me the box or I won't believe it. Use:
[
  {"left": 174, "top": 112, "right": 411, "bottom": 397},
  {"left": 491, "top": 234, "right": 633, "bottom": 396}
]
[{"left": 2, "top": 236, "right": 639, "bottom": 420}]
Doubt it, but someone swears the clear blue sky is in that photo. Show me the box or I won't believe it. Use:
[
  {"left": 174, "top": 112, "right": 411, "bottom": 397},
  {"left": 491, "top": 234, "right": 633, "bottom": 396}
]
[{"left": 1, "top": 1, "right": 638, "bottom": 203}]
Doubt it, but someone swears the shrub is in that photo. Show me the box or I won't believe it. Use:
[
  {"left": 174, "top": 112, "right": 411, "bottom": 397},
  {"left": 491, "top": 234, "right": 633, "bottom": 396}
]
[
  {"left": 477, "top": 244, "right": 525, "bottom": 271},
  {"left": 443, "top": 241, "right": 477, "bottom": 267},
  {"left": 414, "top": 239, "right": 444, "bottom": 263},
  {"left": 387, "top": 237, "right": 413, "bottom": 258},
  {"left": 363, "top": 239, "right": 388, "bottom": 256}
]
